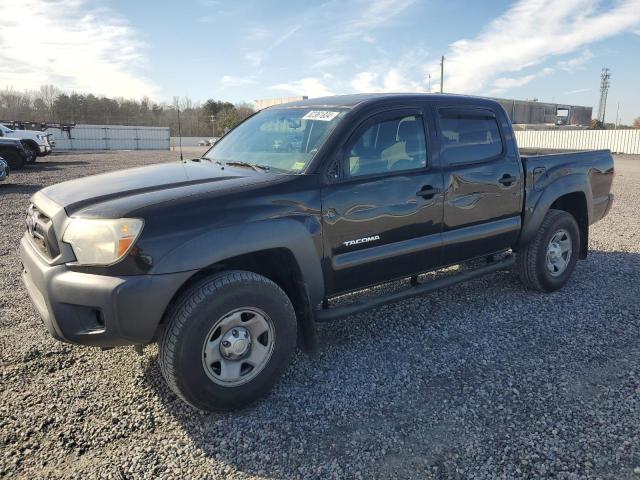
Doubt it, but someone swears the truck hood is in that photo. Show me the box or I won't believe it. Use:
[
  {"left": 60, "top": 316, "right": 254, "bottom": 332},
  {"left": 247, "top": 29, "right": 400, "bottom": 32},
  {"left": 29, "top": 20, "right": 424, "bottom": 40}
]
[
  {"left": 0, "top": 137, "right": 22, "bottom": 146},
  {"left": 36, "top": 160, "right": 285, "bottom": 217},
  {"left": 6, "top": 129, "right": 42, "bottom": 140}
]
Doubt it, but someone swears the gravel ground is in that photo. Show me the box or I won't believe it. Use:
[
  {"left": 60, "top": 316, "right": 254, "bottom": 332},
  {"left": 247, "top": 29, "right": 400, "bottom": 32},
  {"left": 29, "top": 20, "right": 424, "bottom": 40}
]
[{"left": 1, "top": 150, "right": 639, "bottom": 479}]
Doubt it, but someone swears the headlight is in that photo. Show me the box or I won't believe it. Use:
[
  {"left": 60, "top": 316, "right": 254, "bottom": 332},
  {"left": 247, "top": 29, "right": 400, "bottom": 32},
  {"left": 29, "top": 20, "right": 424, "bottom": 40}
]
[{"left": 62, "top": 218, "right": 144, "bottom": 265}]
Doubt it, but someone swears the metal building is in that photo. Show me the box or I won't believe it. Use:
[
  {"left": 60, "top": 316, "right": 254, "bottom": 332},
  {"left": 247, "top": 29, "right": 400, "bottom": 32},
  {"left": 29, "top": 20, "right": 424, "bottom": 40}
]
[
  {"left": 45, "top": 124, "right": 170, "bottom": 150},
  {"left": 492, "top": 97, "right": 592, "bottom": 126}
]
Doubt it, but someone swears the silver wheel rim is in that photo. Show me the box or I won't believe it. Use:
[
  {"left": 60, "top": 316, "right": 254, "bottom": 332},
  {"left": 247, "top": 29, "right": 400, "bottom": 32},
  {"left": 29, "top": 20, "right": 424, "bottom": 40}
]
[
  {"left": 201, "top": 307, "right": 275, "bottom": 387},
  {"left": 545, "top": 229, "right": 572, "bottom": 277}
]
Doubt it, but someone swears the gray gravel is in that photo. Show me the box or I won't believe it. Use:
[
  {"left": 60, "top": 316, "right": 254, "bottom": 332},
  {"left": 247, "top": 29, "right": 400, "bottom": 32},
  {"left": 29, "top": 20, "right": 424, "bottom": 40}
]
[{"left": 1, "top": 150, "right": 639, "bottom": 479}]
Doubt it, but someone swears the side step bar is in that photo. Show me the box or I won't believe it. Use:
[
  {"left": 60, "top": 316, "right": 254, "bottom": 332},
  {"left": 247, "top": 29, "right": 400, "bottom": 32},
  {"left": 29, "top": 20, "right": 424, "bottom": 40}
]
[{"left": 314, "top": 255, "right": 515, "bottom": 322}]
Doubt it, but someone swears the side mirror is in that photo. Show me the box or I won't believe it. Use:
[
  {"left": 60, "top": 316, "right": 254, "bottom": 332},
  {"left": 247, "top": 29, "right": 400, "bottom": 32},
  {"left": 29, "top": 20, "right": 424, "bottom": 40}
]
[
  {"left": 326, "top": 154, "right": 342, "bottom": 182},
  {"left": 286, "top": 118, "right": 301, "bottom": 129}
]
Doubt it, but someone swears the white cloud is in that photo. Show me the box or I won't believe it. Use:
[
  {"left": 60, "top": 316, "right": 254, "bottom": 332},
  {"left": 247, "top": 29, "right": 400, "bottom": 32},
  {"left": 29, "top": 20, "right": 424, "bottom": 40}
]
[
  {"left": 564, "top": 87, "right": 592, "bottom": 95},
  {"left": 334, "top": 0, "right": 417, "bottom": 43},
  {"left": 350, "top": 48, "right": 431, "bottom": 93},
  {"left": 244, "top": 24, "right": 301, "bottom": 67},
  {"left": 220, "top": 75, "right": 258, "bottom": 88},
  {"left": 271, "top": 77, "right": 334, "bottom": 98},
  {"left": 492, "top": 74, "right": 538, "bottom": 90},
  {"left": 490, "top": 66, "right": 555, "bottom": 94},
  {"left": 557, "top": 49, "right": 594, "bottom": 71},
  {"left": 351, "top": 69, "right": 426, "bottom": 92},
  {"left": 0, "top": 0, "right": 159, "bottom": 98},
  {"left": 440, "top": 0, "right": 640, "bottom": 94}
]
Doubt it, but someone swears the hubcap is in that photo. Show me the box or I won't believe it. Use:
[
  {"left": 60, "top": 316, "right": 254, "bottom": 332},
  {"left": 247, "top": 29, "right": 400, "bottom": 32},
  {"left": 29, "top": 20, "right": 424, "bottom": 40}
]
[
  {"left": 546, "top": 229, "right": 572, "bottom": 277},
  {"left": 219, "top": 327, "right": 251, "bottom": 360},
  {"left": 202, "top": 308, "right": 274, "bottom": 387}
]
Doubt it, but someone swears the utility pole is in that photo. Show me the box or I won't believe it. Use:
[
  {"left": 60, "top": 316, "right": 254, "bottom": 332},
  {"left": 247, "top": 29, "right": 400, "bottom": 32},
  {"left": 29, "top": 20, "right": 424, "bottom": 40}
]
[
  {"left": 440, "top": 56, "right": 445, "bottom": 93},
  {"left": 597, "top": 67, "right": 611, "bottom": 124},
  {"left": 428, "top": 74, "right": 431, "bottom": 93},
  {"left": 209, "top": 114, "right": 216, "bottom": 138},
  {"left": 614, "top": 102, "right": 620, "bottom": 128}
]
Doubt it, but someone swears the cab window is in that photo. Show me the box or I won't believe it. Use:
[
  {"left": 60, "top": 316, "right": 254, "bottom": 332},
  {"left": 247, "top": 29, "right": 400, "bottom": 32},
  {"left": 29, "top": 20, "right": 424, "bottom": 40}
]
[
  {"left": 439, "top": 111, "right": 503, "bottom": 164},
  {"left": 346, "top": 115, "right": 427, "bottom": 177}
]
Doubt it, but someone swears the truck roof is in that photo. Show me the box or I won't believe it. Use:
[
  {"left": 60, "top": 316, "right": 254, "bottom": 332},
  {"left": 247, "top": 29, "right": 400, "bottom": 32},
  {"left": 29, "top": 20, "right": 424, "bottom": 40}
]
[{"left": 272, "top": 93, "right": 502, "bottom": 110}]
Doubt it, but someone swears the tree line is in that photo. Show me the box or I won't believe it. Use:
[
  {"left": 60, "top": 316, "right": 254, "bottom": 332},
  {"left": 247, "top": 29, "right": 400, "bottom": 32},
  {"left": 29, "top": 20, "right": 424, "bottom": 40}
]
[{"left": 0, "top": 85, "right": 255, "bottom": 137}]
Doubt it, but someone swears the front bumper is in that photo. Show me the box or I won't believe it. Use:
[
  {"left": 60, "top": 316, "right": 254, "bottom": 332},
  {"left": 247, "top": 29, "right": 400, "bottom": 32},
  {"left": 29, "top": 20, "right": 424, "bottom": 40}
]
[
  {"left": 19, "top": 235, "right": 193, "bottom": 347},
  {"left": 38, "top": 144, "right": 52, "bottom": 155}
]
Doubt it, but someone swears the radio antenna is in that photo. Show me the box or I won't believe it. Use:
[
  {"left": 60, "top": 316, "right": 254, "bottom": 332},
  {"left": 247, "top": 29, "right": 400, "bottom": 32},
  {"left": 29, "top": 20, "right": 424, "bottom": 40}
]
[{"left": 176, "top": 104, "right": 184, "bottom": 161}]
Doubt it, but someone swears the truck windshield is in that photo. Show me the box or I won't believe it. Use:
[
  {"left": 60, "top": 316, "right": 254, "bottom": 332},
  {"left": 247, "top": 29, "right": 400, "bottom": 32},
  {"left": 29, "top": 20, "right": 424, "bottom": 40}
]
[{"left": 203, "top": 108, "right": 347, "bottom": 172}]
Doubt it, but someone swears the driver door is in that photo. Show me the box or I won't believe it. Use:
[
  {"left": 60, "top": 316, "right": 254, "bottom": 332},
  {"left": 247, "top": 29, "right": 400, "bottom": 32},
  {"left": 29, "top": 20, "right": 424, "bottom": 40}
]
[{"left": 321, "top": 108, "right": 444, "bottom": 294}]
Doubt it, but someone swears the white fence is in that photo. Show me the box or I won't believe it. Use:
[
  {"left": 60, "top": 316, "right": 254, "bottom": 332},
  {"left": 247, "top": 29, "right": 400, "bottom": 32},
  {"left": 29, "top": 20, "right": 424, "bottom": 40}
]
[
  {"left": 515, "top": 129, "right": 640, "bottom": 155},
  {"left": 46, "top": 124, "right": 170, "bottom": 151}
]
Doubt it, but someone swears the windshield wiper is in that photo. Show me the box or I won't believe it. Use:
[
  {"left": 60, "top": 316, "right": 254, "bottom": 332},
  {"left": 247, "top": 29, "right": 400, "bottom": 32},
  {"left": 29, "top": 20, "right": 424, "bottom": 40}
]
[{"left": 224, "top": 161, "right": 270, "bottom": 172}]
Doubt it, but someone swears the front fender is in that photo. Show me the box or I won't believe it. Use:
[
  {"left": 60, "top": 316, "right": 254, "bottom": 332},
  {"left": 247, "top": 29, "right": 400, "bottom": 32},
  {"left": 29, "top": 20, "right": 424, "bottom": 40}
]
[
  {"left": 518, "top": 172, "right": 592, "bottom": 247},
  {"left": 152, "top": 217, "right": 325, "bottom": 305}
]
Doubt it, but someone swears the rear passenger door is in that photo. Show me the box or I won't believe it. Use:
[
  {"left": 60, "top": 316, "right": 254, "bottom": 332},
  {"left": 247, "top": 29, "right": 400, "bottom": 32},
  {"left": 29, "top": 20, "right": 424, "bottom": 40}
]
[
  {"left": 321, "top": 108, "right": 444, "bottom": 295},
  {"left": 437, "top": 107, "right": 523, "bottom": 265}
]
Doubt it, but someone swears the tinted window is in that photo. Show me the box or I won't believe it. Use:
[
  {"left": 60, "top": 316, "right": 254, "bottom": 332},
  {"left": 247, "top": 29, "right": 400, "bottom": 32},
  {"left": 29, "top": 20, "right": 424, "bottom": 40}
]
[
  {"left": 347, "top": 115, "right": 427, "bottom": 177},
  {"left": 439, "top": 113, "right": 503, "bottom": 164}
]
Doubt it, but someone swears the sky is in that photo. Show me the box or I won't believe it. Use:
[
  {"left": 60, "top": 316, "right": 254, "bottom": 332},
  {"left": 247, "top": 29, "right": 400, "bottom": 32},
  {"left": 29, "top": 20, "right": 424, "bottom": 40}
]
[{"left": 1, "top": 0, "right": 640, "bottom": 123}]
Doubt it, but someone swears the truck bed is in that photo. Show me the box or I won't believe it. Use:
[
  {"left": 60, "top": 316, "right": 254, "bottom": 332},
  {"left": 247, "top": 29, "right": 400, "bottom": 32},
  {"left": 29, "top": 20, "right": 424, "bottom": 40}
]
[{"left": 519, "top": 149, "right": 614, "bottom": 249}]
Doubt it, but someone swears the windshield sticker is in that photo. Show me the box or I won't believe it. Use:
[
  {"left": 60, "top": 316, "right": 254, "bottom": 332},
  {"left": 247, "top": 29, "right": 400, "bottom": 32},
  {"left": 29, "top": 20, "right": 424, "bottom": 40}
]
[
  {"left": 291, "top": 161, "right": 306, "bottom": 171},
  {"left": 302, "top": 110, "right": 340, "bottom": 122}
]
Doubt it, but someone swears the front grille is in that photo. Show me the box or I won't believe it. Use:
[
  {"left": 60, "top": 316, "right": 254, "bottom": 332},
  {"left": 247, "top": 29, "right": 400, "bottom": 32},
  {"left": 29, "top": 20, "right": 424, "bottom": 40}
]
[{"left": 26, "top": 204, "right": 60, "bottom": 259}]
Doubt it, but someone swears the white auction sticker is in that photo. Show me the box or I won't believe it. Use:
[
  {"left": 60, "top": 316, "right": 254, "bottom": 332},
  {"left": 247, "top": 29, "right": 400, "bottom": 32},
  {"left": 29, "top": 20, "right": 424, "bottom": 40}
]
[{"left": 302, "top": 110, "right": 340, "bottom": 121}]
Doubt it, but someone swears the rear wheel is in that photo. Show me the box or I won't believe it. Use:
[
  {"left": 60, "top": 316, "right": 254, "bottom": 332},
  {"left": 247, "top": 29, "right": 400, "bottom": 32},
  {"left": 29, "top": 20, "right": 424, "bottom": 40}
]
[
  {"left": 0, "top": 149, "right": 24, "bottom": 170},
  {"left": 159, "top": 270, "right": 297, "bottom": 411},
  {"left": 516, "top": 209, "right": 580, "bottom": 292}
]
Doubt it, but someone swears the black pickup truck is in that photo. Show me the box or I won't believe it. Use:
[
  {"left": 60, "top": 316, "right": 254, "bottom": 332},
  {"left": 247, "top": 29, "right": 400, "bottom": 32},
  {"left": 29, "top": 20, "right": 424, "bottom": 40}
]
[
  {"left": 0, "top": 137, "right": 28, "bottom": 170},
  {"left": 19, "top": 94, "right": 614, "bottom": 411}
]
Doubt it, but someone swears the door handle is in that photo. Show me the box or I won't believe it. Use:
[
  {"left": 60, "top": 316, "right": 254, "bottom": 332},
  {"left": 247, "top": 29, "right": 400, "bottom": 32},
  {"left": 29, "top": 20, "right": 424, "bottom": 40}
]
[
  {"left": 498, "top": 174, "right": 517, "bottom": 186},
  {"left": 416, "top": 185, "right": 440, "bottom": 198}
]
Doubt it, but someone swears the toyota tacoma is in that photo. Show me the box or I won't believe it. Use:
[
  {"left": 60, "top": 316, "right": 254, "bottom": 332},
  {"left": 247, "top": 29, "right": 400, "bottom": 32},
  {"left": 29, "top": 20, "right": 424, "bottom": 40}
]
[{"left": 19, "top": 94, "right": 614, "bottom": 411}]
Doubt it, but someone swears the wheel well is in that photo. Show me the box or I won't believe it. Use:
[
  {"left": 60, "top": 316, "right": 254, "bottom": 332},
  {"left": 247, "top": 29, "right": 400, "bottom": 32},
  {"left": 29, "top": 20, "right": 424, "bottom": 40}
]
[
  {"left": 550, "top": 192, "right": 588, "bottom": 258},
  {"left": 158, "top": 248, "right": 316, "bottom": 350},
  {"left": 21, "top": 139, "right": 38, "bottom": 148}
]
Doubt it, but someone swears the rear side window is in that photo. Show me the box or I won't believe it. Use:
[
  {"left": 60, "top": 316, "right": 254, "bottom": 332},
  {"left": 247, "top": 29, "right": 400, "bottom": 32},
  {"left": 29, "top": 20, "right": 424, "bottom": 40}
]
[{"left": 439, "top": 111, "right": 503, "bottom": 164}]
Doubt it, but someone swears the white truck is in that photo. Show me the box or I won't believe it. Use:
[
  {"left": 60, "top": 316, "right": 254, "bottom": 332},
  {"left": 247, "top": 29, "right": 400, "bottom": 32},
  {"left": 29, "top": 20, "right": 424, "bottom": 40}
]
[{"left": 0, "top": 124, "right": 53, "bottom": 163}]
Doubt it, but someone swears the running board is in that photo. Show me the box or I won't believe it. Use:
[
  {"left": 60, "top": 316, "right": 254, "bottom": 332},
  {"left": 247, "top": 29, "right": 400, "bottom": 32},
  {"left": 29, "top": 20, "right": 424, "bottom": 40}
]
[{"left": 314, "top": 255, "right": 515, "bottom": 322}]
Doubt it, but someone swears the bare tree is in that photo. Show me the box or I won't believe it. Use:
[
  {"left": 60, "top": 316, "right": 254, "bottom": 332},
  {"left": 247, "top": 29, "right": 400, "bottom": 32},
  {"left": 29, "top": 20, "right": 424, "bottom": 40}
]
[{"left": 39, "top": 85, "right": 61, "bottom": 121}]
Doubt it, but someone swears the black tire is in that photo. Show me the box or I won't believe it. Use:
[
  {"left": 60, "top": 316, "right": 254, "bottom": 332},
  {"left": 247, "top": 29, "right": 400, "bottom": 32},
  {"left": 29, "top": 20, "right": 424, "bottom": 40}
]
[
  {"left": 516, "top": 209, "right": 580, "bottom": 292},
  {"left": 0, "top": 149, "right": 24, "bottom": 170},
  {"left": 21, "top": 142, "right": 38, "bottom": 163},
  {"left": 159, "top": 270, "right": 297, "bottom": 411}
]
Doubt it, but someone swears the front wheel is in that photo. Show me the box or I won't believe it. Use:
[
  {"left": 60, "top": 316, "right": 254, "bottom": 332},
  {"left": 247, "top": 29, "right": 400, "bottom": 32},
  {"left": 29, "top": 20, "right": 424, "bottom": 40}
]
[
  {"left": 22, "top": 142, "right": 38, "bottom": 163},
  {"left": 159, "top": 270, "right": 297, "bottom": 411},
  {"left": 515, "top": 209, "right": 580, "bottom": 292}
]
